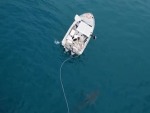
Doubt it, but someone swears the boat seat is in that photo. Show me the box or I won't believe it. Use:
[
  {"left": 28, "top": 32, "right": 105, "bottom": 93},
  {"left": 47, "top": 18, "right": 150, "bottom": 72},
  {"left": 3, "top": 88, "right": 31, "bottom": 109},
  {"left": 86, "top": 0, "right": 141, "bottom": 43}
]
[
  {"left": 67, "top": 35, "right": 72, "bottom": 40},
  {"left": 79, "top": 36, "right": 85, "bottom": 42},
  {"left": 66, "top": 35, "right": 73, "bottom": 44},
  {"left": 73, "top": 46, "right": 78, "bottom": 53},
  {"left": 70, "top": 29, "right": 76, "bottom": 37}
]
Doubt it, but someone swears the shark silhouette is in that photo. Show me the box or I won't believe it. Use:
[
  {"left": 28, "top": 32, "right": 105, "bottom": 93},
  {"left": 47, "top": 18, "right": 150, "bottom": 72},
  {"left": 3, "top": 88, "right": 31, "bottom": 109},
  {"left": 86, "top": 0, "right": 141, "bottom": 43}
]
[{"left": 74, "top": 90, "right": 99, "bottom": 113}]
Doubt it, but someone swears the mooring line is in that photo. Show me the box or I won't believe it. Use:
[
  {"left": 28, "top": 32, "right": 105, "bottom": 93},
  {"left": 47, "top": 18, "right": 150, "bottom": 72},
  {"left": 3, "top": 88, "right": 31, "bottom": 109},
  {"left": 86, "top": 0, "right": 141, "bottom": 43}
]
[{"left": 59, "top": 56, "right": 78, "bottom": 113}]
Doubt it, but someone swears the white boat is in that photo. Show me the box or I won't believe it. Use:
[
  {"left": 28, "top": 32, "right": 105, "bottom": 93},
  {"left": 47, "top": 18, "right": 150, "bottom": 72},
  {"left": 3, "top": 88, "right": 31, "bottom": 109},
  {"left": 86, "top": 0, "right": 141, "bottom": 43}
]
[{"left": 62, "top": 13, "right": 95, "bottom": 55}]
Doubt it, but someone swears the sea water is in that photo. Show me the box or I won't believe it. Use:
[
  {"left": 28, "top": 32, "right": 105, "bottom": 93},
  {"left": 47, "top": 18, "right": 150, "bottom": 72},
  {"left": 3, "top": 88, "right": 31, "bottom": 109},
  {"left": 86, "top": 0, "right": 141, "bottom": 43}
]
[{"left": 0, "top": 0, "right": 150, "bottom": 113}]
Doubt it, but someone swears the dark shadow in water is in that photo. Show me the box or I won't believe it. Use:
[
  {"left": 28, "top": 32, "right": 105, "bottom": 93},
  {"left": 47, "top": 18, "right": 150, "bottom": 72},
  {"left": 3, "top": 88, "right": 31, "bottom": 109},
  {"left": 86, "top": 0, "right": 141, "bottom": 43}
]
[{"left": 73, "top": 89, "right": 99, "bottom": 113}]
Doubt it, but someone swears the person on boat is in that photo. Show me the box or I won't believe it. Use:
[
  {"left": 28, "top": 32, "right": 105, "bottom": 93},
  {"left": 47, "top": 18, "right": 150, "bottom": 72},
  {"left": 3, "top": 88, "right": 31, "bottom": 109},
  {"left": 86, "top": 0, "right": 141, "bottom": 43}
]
[
  {"left": 91, "top": 34, "right": 97, "bottom": 40},
  {"left": 93, "top": 35, "right": 97, "bottom": 39},
  {"left": 75, "top": 24, "right": 78, "bottom": 28}
]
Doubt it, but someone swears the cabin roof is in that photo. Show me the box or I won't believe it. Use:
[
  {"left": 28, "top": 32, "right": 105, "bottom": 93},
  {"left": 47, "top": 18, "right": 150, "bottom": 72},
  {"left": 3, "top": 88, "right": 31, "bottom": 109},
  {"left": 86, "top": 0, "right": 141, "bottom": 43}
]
[{"left": 77, "top": 21, "right": 92, "bottom": 37}]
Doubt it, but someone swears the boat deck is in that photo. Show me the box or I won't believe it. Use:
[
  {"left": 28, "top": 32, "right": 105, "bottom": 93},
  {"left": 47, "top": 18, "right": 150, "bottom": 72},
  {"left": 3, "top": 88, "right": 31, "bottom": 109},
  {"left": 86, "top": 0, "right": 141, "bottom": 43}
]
[
  {"left": 62, "top": 13, "right": 95, "bottom": 55},
  {"left": 66, "top": 22, "right": 87, "bottom": 53}
]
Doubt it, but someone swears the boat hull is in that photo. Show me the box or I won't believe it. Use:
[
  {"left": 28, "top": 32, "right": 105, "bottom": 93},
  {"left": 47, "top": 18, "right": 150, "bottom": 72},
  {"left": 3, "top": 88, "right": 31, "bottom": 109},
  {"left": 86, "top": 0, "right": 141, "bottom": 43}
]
[{"left": 62, "top": 13, "right": 95, "bottom": 55}]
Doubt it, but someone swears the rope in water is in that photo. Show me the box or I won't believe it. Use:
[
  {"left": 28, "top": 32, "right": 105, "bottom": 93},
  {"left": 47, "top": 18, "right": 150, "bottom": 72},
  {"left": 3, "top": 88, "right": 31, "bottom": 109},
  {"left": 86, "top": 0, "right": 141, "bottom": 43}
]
[{"left": 59, "top": 56, "right": 78, "bottom": 113}]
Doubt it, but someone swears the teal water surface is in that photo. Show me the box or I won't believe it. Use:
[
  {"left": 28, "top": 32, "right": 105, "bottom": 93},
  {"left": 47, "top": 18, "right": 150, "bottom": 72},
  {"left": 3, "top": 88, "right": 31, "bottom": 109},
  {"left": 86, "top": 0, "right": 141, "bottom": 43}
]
[{"left": 0, "top": 0, "right": 150, "bottom": 113}]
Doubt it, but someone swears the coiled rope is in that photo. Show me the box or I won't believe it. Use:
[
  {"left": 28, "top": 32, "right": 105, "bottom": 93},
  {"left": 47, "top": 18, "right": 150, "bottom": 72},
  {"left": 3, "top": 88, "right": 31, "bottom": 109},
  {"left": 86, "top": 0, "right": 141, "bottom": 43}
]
[{"left": 59, "top": 56, "right": 78, "bottom": 113}]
